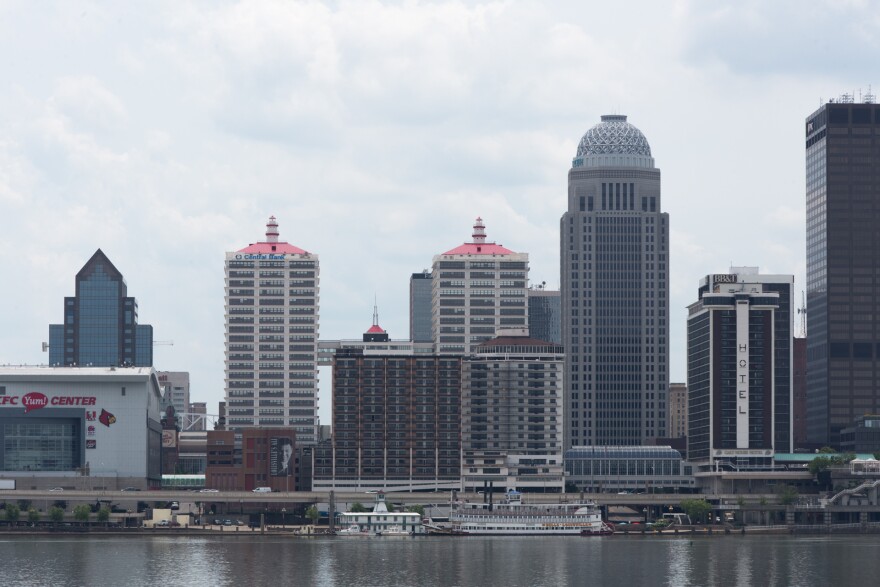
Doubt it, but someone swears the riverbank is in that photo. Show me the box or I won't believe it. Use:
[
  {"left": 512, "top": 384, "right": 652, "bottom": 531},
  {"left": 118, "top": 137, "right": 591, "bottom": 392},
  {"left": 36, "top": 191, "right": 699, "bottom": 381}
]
[{"left": 3, "top": 523, "right": 880, "bottom": 537}]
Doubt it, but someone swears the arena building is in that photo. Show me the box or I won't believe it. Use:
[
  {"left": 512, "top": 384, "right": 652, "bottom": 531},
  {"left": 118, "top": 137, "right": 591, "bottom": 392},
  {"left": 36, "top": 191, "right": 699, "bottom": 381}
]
[{"left": 0, "top": 366, "right": 163, "bottom": 489}]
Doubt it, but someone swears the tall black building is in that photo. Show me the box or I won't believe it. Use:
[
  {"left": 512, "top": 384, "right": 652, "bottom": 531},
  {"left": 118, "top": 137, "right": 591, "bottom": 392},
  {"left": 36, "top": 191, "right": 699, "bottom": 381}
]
[{"left": 805, "top": 98, "right": 880, "bottom": 447}]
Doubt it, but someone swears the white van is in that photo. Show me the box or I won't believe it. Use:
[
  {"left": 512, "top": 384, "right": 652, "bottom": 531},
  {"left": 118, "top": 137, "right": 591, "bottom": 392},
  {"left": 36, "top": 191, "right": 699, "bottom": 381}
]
[{"left": 252, "top": 487, "right": 272, "bottom": 493}]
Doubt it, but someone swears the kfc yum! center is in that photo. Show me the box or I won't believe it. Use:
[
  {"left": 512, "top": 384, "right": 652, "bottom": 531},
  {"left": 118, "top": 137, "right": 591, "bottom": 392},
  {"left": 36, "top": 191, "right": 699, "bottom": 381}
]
[{"left": 0, "top": 366, "right": 164, "bottom": 489}]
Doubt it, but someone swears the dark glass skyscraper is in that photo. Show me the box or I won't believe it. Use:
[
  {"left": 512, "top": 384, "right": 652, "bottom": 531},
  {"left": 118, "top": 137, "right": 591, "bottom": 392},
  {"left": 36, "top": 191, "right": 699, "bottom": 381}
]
[
  {"left": 561, "top": 115, "right": 669, "bottom": 449},
  {"left": 409, "top": 271, "right": 433, "bottom": 343},
  {"left": 527, "top": 289, "right": 561, "bottom": 344},
  {"left": 49, "top": 249, "right": 153, "bottom": 367},
  {"left": 805, "top": 99, "right": 880, "bottom": 447}
]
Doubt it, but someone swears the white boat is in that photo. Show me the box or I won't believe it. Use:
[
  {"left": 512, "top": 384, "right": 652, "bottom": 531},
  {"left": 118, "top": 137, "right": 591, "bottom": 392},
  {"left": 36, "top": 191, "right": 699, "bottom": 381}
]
[
  {"left": 376, "top": 525, "right": 414, "bottom": 537},
  {"left": 336, "top": 523, "right": 372, "bottom": 537},
  {"left": 424, "top": 490, "right": 612, "bottom": 536}
]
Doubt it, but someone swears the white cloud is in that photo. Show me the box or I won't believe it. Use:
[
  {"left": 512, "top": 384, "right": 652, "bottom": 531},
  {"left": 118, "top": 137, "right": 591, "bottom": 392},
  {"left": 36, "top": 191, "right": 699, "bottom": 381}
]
[{"left": 0, "top": 1, "right": 848, "bottom": 421}]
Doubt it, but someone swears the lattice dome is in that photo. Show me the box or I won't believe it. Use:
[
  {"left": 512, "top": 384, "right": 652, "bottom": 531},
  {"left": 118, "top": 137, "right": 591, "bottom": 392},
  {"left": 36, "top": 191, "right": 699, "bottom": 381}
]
[{"left": 576, "top": 115, "right": 652, "bottom": 158}]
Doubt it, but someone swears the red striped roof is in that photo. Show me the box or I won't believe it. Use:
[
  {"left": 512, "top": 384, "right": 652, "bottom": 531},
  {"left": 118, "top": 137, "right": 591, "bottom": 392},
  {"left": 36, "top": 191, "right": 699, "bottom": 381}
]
[
  {"left": 237, "top": 242, "right": 307, "bottom": 254},
  {"left": 442, "top": 243, "right": 514, "bottom": 255}
]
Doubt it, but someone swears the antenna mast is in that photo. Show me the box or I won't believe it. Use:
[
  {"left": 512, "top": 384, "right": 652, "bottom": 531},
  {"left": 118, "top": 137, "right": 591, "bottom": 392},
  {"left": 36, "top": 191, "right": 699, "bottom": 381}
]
[{"left": 797, "top": 291, "right": 807, "bottom": 338}]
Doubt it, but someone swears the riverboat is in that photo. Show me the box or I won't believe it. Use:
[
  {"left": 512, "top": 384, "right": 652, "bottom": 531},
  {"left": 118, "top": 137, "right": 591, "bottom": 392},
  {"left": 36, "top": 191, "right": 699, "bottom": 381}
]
[{"left": 424, "top": 490, "right": 612, "bottom": 536}]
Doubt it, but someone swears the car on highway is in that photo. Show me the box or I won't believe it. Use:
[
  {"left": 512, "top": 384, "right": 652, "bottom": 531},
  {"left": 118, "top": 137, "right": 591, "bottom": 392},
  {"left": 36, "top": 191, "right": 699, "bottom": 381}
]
[
  {"left": 48, "top": 487, "right": 64, "bottom": 492},
  {"left": 199, "top": 488, "right": 219, "bottom": 493},
  {"left": 121, "top": 487, "right": 141, "bottom": 492}
]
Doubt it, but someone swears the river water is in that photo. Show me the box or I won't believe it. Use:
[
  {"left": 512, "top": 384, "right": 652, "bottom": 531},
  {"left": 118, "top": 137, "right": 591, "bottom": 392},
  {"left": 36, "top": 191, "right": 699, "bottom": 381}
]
[{"left": 2, "top": 533, "right": 879, "bottom": 586}]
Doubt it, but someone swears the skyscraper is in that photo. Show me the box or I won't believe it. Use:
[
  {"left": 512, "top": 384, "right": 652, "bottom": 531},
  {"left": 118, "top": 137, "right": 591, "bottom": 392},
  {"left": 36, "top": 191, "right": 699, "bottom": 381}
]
[
  {"left": 805, "top": 98, "right": 880, "bottom": 447},
  {"left": 409, "top": 270, "right": 433, "bottom": 343},
  {"left": 432, "top": 217, "right": 529, "bottom": 354},
  {"left": 686, "top": 269, "right": 793, "bottom": 464},
  {"left": 527, "top": 288, "right": 561, "bottom": 344},
  {"left": 48, "top": 249, "right": 153, "bottom": 367},
  {"left": 561, "top": 115, "right": 669, "bottom": 449},
  {"left": 224, "top": 216, "right": 320, "bottom": 443}
]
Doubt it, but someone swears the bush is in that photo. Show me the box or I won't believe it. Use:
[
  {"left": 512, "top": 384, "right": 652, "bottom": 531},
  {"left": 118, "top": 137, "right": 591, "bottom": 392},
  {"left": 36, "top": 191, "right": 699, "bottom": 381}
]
[
  {"left": 73, "top": 504, "right": 91, "bottom": 524},
  {"left": 28, "top": 507, "right": 40, "bottom": 524},
  {"left": 4, "top": 504, "right": 20, "bottom": 523},
  {"left": 49, "top": 507, "right": 65, "bottom": 524},
  {"left": 97, "top": 506, "right": 111, "bottom": 524}
]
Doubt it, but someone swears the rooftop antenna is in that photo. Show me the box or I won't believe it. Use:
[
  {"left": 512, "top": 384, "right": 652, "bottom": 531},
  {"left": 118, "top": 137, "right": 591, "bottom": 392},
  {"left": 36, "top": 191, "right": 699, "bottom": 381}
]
[
  {"left": 865, "top": 85, "right": 875, "bottom": 104},
  {"left": 797, "top": 291, "right": 807, "bottom": 338}
]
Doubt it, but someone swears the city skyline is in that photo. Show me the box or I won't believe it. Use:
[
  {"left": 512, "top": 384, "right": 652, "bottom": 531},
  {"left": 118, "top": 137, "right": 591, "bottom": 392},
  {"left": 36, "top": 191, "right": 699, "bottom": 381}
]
[{"left": 2, "top": 2, "right": 873, "bottom": 424}]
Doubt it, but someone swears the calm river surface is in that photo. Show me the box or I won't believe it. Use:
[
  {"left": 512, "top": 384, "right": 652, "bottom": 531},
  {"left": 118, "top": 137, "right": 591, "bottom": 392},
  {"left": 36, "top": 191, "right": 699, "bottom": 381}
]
[{"left": 2, "top": 534, "right": 880, "bottom": 586}]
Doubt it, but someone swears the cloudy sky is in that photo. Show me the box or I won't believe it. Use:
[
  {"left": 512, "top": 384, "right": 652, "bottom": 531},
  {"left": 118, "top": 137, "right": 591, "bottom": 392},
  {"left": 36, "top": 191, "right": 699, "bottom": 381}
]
[{"left": 1, "top": 1, "right": 877, "bottom": 424}]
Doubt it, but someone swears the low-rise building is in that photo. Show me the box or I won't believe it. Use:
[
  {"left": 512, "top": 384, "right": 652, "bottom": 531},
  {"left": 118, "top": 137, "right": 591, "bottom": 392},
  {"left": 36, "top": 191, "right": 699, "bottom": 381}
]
[{"left": 0, "top": 366, "right": 163, "bottom": 489}]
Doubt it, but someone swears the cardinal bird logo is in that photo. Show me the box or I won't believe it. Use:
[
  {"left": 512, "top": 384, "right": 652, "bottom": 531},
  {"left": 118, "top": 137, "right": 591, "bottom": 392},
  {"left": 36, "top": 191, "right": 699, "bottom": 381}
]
[{"left": 99, "top": 409, "right": 116, "bottom": 427}]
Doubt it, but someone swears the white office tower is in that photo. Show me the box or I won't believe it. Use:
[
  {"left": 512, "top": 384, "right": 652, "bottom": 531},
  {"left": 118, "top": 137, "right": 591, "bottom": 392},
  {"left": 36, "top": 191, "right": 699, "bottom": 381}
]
[
  {"left": 224, "top": 216, "right": 320, "bottom": 443},
  {"left": 432, "top": 217, "right": 529, "bottom": 354}
]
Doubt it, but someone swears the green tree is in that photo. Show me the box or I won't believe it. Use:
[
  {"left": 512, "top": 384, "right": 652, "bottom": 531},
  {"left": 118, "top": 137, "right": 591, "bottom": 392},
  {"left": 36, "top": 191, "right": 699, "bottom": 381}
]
[
  {"left": 97, "top": 506, "right": 111, "bottom": 525},
  {"left": 4, "top": 503, "right": 21, "bottom": 523},
  {"left": 73, "top": 504, "right": 91, "bottom": 525},
  {"left": 818, "top": 446, "right": 837, "bottom": 454},
  {"left": 305, "top": 505, "right": 319, "bottom": 525},
  {"left": 349, "top": 502, "right": 368, "bottom": 513},
  {"left": 778, "top": 485, "right": 799, "bottom": 506},
  {"left": 28, "top": 507, "right": 40, "bottom": 524},
  {"left": 679, "top": 499, "right": 712, "bottom": 524},
  {"left": 407, "top": 504, "right": 425, "bottom": 517},
  {"left": 49, "top": 507, "right": 65, "bottom": 525},
  {"left": 564, "top": 481, "right": 579, "bottom": 493}
]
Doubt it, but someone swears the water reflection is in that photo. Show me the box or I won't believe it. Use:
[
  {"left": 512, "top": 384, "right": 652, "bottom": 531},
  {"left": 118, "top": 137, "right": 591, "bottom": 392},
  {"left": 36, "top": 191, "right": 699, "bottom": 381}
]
[{"left": 3, "top": 534, "right": 880, "bottom": 586}]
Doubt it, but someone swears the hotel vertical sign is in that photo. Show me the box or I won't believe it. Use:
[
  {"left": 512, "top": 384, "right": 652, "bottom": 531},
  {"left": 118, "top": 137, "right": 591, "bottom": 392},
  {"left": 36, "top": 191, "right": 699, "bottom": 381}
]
[{"left": 736, "top": 299, "right": 750, "bottom": 447}]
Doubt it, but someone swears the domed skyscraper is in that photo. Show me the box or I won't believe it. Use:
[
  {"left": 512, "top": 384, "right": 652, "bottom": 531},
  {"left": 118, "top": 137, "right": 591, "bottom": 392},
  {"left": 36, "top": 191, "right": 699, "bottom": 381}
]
[{"left": 561, "top": 115, "right": 669, "bottom": 456}]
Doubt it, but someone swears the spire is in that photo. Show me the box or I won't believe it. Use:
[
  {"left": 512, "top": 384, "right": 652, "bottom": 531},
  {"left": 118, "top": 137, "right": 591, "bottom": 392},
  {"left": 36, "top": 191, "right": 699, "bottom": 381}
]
[
  {"left": 266, "top": 216, "right": 279, "bottom": 243},
  {"left": 372, "top": 295, "right": 380, "bottom": 328},
  {"left": 472, "top": 217, "right": 486, "bottom": 244}
]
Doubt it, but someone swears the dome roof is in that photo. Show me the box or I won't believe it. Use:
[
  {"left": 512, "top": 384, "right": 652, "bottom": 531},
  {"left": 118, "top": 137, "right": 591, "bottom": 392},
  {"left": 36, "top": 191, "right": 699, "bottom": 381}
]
[{"left": 576, "top": 115, "right": 651, "bottom": 158}]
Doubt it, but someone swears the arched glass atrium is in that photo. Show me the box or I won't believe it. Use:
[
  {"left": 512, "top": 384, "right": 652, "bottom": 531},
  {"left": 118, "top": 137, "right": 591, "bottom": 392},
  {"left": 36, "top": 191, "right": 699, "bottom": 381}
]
[{"left": 564, "top": 446, "right": 695, "bottom": 493}]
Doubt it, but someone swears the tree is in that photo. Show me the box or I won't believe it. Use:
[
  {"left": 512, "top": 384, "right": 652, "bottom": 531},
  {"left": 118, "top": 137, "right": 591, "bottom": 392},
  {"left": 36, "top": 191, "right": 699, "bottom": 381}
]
[
  {"left": 49, "top": 507, "right": 65, "bottom": 526},
  {"left": 565, "top": 481, "right": 579, "bottom": 494},
  {"left": 778, "top": 485, "right": 799, "bottom": 506},
  {"left": 4, "top": 503, "right": 20, "bottom": 523},
  {"left": 349, "top": 502, "right": 368, "bottom": 513},
  {"left": 305, "top": 505, "right": 319, "bottom": 525},
  {"left": 28, "top": 507, "right": 40, "bottom": 524},
  {"left": 407, "top": 505, "right": 425, "bottom": 517},
  {"left": 97, "top": 506, "right": 111, "bottom": 525},
  {"left": 679, "top": 499, "right": 712, "bottom": 524},
  {"left": 73, "top": 504, "right": 91, "bottom": 525}
]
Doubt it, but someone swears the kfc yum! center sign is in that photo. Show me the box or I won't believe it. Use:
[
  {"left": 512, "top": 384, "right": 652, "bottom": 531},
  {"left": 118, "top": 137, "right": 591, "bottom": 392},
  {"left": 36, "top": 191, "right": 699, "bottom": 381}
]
[{"left": 0, "top": 392, "right": 97, "bottom": 413}]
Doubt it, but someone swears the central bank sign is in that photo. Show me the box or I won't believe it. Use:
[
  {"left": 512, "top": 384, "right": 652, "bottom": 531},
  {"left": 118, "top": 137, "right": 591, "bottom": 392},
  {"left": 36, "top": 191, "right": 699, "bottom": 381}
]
[{"left": 234, "top": 254, "right": 286, "bottom": 260}]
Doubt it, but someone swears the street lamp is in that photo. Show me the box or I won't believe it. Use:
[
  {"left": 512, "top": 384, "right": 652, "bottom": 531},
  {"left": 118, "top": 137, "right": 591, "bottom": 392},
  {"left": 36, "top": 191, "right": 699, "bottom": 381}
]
[{"left": 282, "top": 507, "right": 287, "bottom": 528}]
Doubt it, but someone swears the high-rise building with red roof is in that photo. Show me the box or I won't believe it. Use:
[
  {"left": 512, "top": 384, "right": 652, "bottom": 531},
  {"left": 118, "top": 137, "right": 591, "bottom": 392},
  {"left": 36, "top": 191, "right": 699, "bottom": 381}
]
[
  {"left": 431, "top": 217, "right": 530, "bottom": 354},
  {"left": 224, "top": 216, "right": 320, "bottom": 444}
]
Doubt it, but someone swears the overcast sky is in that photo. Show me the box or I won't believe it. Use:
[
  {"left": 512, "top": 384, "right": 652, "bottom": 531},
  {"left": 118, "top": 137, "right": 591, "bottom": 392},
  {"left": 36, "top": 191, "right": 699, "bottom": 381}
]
[{"left": 1, "top": 1, "right": 877, "bottom": 425}]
